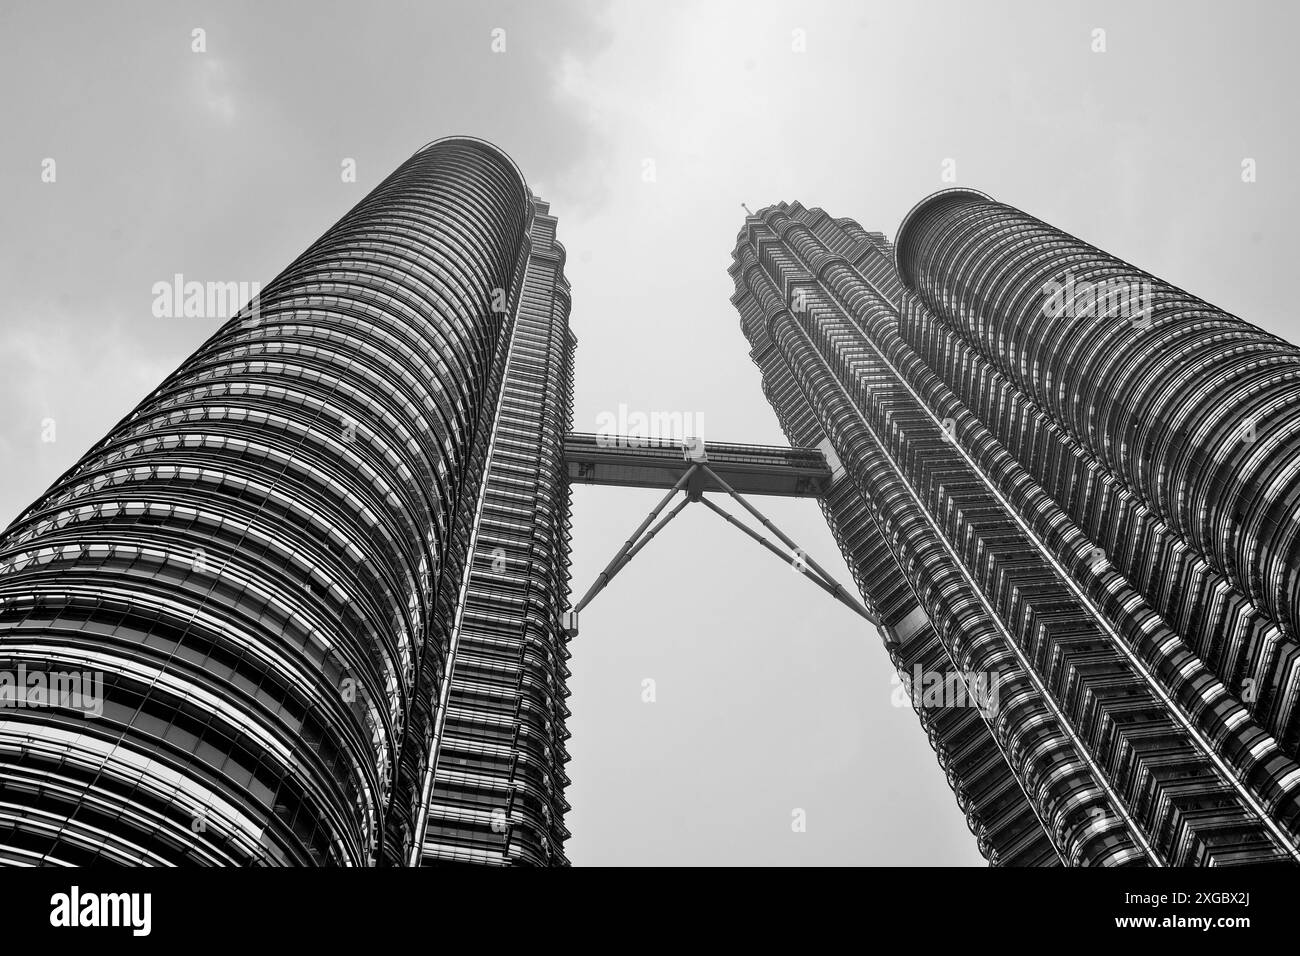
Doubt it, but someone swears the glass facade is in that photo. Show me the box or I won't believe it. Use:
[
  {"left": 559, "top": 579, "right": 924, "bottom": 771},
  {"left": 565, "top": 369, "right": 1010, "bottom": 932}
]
[
  {"left": 0, "top": 138, "right": 574, "bottom": 866},
  {"left": 415, "top": 197, "right": 575, "bottom": 866},
  {"left": 6, "top": 136, "right": 1296, "bottom": 867},
  {"left": 895, "top": 190, "right": 1300, "bottom": 752},
  {"left": 731, "top": 198, "right": 1300, "bottom": 865}
]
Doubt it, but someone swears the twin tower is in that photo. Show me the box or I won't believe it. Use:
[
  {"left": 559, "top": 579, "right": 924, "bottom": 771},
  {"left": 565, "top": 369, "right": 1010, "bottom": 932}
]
[{"left": 2, "top": 137, "right": 1299, "bottom": 866}]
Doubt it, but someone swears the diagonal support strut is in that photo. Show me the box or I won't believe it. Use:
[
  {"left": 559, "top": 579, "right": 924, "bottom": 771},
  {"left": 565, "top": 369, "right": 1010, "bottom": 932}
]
[
  {"left": 698, "top": 464, "right": 876, "bottom": 625},
  {"left": 572, "top": 464, "right": 698, "bottom": 615},
  {"left": 697, "top": 495, "right": 878, "bottom": 626},
  {"left": 568, "top": 457, "right": 877, "bottom": 630}
]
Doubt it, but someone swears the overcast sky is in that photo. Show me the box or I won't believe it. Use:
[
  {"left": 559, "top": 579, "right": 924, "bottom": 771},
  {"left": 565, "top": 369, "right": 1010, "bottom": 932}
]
[{"left": 2, "top": 0, "right": 1297, "bottom": 866}]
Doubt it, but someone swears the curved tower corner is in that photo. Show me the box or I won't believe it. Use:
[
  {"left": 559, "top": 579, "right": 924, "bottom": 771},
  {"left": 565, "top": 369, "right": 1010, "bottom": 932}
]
[
  {"left": 730, "top": 196, "right": 1300, "bottom": 866},
  {"left": 894, "top": 189, "right": 1300, "bottom": 754},
  {"left": 0, "top": 137, "right": 575, "bottom": 866}
]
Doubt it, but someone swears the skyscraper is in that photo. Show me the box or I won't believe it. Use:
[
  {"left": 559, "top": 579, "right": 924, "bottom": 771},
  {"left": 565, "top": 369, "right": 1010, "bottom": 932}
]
[
  {"left": 0, "top": 137, "right": 575, "bottom": 866},
  {"left": 730, "top": 192, "right": 1300, "bottom": 866},
  {"left": 6, "top": 131, "right": 1300, "bottom": 868}
]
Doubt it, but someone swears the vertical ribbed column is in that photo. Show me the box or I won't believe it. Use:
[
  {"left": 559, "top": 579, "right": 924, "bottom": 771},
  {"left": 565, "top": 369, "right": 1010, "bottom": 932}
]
[
  {"left": 416, "top": 197, "right": 576, "bottom": 867},
  {"left": 732, "top": 200, "right": 1300, "bottom": 865},
  {"left": 733, "top": 206, "right": 1149, "bottom": 866},
  {"left": 0, "top": 137, "right": 532, "bottom": 865},
  {"left": 731, "top": 234, "right": 1061, "bottom": 865},
  {"left": 895, "top": 190, "right": 1300, "bottom": 642}
]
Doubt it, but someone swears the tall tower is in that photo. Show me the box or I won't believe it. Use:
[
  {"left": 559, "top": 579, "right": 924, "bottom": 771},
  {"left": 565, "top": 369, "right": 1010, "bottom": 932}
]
[
  {"left": 413, "top": 192, "right": 575, "bottom": 867},
  {"left": 730, "top": 195, "right": 1300, "bottom": 865},
  {"left": 0, "top": 137, "right": 575, "bottom": 866}
]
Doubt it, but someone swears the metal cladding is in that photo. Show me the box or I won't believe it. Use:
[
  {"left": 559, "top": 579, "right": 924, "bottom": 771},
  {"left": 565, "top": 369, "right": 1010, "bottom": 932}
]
[
  {"left": 415, "top": 197, "right": 575, "bottom": 866},
  {"left": 0, "top": 138, "right": 574, "bottom": 865},
  {"left": 894, "top": 189, "right": 1300, "bottom": 765},
  {"left": 731, "top": 199, "right": 1300, "bottom": 865},
  {"left": 897, "top": 189, "right": 1300, "bottom": 638},
  {"left": 6, "top": 129, "right": 1300, "bottom": 869},
  {"left": 564, "top": 432, "right": 833, "bottom": 498}
]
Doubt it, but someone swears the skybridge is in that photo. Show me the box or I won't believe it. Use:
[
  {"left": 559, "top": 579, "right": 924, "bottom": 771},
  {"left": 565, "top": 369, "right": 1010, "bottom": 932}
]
[
  {"left": 563, "top": 432, "right": 833, "bottom": 499},
  {"left": 562, "top": 432, "right": 873, "bottom": 634}
]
